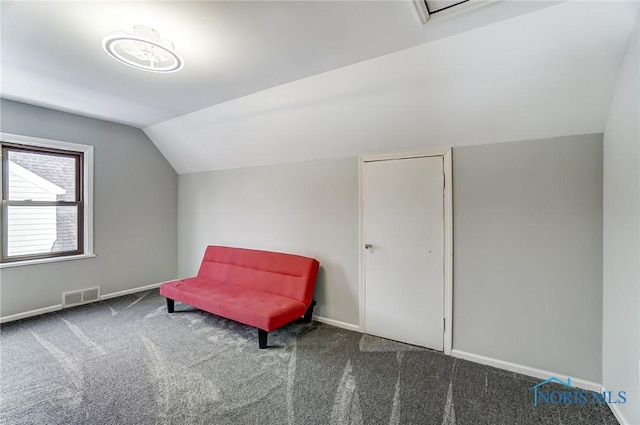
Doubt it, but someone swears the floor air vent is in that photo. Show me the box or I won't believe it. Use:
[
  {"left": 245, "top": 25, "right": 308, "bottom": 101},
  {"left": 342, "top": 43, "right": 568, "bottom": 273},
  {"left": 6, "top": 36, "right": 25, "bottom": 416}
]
[{"left": 62, "top": 287, "right": 101, "bottom": 308}]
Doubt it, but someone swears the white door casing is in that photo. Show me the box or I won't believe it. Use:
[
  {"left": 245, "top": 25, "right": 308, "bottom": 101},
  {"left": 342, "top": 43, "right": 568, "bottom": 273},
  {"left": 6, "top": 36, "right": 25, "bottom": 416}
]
[{"left": 359, "top": 148, "right": 453, "bottom": 353}]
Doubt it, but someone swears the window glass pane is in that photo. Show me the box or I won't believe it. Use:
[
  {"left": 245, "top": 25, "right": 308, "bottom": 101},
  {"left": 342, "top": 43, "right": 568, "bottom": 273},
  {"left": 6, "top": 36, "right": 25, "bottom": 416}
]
[
  {"left": 425, "top": 0, "right": 468, "bottom": 13},
  {"left": 52, "top": 206, "right": 79, "bottom": 252},
  {"left": 7, "top": 206, "right": 78, "bottom": 256},
  {"left": 7, "top": 150, "right": 77, "bottom": 202}
]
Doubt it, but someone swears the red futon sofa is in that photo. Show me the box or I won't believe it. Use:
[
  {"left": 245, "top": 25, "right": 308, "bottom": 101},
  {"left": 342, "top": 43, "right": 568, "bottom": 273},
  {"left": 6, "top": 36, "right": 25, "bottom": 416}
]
[{"left": 159, "top": 246, "right": 320, "bottom": 348}]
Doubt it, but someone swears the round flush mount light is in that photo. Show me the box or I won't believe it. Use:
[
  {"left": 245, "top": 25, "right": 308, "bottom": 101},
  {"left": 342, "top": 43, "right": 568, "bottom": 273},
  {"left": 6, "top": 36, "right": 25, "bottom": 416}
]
[{"left": 102, "top": 25, "right": 183, "bottom": 73}]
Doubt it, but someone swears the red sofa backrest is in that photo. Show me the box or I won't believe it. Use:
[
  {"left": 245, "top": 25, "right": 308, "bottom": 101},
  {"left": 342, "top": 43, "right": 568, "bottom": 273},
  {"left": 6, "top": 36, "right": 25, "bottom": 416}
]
[{"left": 197, "top": 246, "right": 320, "bottom": 306}]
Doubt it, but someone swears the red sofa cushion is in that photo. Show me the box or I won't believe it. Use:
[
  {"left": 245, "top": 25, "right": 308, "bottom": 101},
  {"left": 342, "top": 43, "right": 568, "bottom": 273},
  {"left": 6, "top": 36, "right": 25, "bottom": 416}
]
[
  {"left": 160, "top": 277, "right": 308, "bottom": 331},
  {"left": 197, "top": 246, "right": 319, "bottom": 307}
]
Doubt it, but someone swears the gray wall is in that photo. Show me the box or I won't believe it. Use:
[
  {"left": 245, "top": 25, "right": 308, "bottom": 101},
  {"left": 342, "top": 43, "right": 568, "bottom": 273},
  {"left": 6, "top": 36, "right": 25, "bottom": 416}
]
[
  {"left": 0, "top": 99, "right": 178, "bottom": 317},
  {"left": 603, "top": 10, "right": 639, "bottom": 425},
  {"left": 178, "top": 157, "right": 359, "bottom": 324},
  {"left": 178, "top": 134, "right": 605, "bottom": 383},
  {"left": 453, "top": 134, "right": 604, "bottom": 383}
]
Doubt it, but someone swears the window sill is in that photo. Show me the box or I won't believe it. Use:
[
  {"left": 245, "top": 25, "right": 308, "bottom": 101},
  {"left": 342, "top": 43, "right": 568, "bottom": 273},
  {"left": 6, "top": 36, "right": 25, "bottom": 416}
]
[{"left": 0, "top": 253, "right": 96, "bottom": 269}]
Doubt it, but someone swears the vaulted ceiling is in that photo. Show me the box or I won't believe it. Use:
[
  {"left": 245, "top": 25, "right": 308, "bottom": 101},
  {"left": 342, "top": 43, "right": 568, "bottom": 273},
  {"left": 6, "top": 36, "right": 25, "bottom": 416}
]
[{"left": 2, "top": 1, "right": 638, "bottom": 173}]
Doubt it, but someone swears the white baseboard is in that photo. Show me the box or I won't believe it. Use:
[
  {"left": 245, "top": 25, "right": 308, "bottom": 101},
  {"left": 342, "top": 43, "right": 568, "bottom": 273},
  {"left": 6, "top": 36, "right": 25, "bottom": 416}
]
[
  {"left": 451, "top": 349, "right": 602, "bottom": 392},
  {"left": 0, "top": 304, "right": 62, "bottom": 324},
  {"left": 313, "top": 315, "right": 361, "bottom": 333},
  {"left": 100, "top": 282, "right": 167, "bottom": 301},
  {"left": 1, "top": 281, "right": 174, "bottom": 323},
  {"left": 604, "top": 389, "right": 631, "bottom": 425}
]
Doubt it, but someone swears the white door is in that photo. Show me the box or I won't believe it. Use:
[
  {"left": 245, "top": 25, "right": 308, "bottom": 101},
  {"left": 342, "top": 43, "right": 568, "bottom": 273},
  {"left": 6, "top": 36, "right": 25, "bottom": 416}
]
[{"left": 363, "top": 156, "right": 444, "bottom": 350}]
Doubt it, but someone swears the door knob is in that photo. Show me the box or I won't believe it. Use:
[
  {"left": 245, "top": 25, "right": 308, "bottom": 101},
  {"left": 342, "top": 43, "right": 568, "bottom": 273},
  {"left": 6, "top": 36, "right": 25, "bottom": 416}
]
[{"left": 364, "top": 244, "right": 373, "bottom": 250}]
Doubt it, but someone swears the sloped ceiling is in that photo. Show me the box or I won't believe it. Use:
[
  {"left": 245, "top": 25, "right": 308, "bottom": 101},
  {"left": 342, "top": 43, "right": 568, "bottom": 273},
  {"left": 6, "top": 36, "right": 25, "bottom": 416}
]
[
  {"left": 146, "top": 1, "right": 639, "bottom": 173},
  {"left": 2, "top": 1, "right": 638, "bottom": 174},
  {"left": 1, "top": 0, "right": 557, "bottom": 127}
]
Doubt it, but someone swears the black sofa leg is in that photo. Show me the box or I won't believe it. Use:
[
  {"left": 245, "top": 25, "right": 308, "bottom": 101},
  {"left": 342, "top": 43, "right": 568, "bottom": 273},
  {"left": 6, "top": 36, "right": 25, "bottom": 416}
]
[
  {"left": 303, "top": 300, "right": 316, "bottom": 323},
  {"left": 166, "top": 298, "right": 175, "bottom": 313},
  {"left": 258, "top": 329, "right": 268, "bottom": 349}
]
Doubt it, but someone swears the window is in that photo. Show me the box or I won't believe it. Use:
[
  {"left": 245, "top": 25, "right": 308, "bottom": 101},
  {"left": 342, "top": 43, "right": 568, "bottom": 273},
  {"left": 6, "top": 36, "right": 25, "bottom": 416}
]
[
  {"left": 424, "top": 0, "right": 469, "bottom": 14},
  {"left": 414, "top": 0, "right": 473, "bottom": 24},
  {"left": 0, "top": 134, "right": 94, "bottom": 266}
]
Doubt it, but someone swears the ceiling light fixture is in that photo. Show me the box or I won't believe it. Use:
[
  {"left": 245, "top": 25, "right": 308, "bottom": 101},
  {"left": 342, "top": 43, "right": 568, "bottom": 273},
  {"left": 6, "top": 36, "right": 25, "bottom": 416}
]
[{"left": 102, "top": 25, "right": 183, "bottom": 73}]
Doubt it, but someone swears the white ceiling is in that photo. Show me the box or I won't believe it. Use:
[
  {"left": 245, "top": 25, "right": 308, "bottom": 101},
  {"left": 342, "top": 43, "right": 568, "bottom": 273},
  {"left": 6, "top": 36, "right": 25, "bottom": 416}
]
[
  {"left": 146, "top": 0, "right": 638, "bottom": 173},
  {"left": 1, "top": 0, "right": 558, "bottom": 127},
  {"left": 2, "top": 1, "right": 638, "bottom": 174}
]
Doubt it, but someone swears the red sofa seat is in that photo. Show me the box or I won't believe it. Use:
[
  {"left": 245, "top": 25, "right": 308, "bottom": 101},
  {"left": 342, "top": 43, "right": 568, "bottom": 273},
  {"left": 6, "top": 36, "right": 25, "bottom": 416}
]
[{"left": 159, "top": 246, "right": 320, "bottom": 348}]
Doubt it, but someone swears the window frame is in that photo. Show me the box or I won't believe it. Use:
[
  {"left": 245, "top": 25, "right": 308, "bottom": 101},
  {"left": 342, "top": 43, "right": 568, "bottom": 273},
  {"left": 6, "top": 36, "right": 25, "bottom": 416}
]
[{"left": 0, "top": 133, "right": 94, "bottom": 268}]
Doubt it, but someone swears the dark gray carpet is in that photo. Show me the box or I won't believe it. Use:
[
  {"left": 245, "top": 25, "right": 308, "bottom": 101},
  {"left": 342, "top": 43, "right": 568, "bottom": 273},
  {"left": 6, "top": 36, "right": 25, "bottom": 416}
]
[{"left": 0, "top": 290, "right": 618, "bottom": 425}]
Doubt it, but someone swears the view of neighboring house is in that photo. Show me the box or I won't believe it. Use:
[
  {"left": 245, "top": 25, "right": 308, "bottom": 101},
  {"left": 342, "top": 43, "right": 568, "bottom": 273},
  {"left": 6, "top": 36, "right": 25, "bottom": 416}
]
[{"left": 7, "top": 158, "right": 76, "bottom": 256}]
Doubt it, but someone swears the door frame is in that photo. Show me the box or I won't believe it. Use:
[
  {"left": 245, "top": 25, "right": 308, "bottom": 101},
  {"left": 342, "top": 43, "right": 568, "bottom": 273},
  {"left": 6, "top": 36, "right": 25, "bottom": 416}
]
[{"left": 359, "top": 147, "right": 453, "bottom": 355}]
